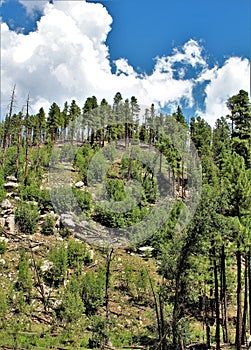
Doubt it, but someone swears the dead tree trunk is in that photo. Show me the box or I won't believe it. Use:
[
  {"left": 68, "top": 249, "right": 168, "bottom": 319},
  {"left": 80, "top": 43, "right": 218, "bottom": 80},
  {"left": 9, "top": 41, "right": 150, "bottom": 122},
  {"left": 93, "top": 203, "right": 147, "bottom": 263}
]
[
  {"left": 24, "top": 95, "right": 30, "bottom": 183},
  {"left": 105, "top": 247, "right": 114, "bottom": 347},
  {"left": 2, "top": 85, "right": 15, "bottom": 167}
]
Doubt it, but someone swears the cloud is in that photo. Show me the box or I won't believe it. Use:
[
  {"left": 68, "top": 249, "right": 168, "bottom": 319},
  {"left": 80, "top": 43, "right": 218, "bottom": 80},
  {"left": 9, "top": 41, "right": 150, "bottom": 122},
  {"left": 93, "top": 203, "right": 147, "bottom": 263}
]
[
  {"left": 18, "top": 0, "right": 48, "bottom": 17},
  {"left": 197, "top": 57, "right": 250, "bottom": 127},
  {"left": 1, "top": 0, "right": 249, "bottom": 127}
]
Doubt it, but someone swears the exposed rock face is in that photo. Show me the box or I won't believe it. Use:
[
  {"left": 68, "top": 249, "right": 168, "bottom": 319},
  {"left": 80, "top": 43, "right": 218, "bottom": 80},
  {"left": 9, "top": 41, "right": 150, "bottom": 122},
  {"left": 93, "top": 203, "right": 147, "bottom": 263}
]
[
  {"left": 60, "top": 214, "right": 76, "bottom": 229},
  {"left": 0, "top": 196, "right": 16, "bottom": 234},
  {"left": 4, "top": 176, "right": 18, "bottom": 193},
  {"left": 5, "top": 215, "right": 15, "bottom": 235},
  {"left": 0, "top": 218, "right": 5, "bottom": 228}
]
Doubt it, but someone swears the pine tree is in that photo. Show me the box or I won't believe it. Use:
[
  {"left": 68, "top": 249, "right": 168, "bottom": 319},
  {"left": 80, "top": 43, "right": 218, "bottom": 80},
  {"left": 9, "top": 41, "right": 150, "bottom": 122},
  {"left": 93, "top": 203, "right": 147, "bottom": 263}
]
[{"left": 47, "top": 102, "right": 61, "bottom": 141}]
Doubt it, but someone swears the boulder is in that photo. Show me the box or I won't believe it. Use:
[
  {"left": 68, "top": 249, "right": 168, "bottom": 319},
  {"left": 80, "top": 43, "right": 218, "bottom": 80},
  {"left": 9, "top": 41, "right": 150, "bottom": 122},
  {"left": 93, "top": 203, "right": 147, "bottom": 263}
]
[
  {"left": 4, "top": 182, "right": 18, "bottom": 190},
  {"left": 6, "top": 215, "right": 15, "bottom": 234},
  {"left": 0, "top": 218, "right": 5, "bottom": 227},
  {"left": 61, "top": 214, "right": 76, "bottom": 229},
  {"left": 1, "top": 199, "right": 12, "bottom": 209},
  {"left": 6, "top": 176, "right": 17, "bottom": 182},
  {"left": 138, "top": 246, "right": 154, "bottom": 257},
  {"left": 75, "top": 181, "right": 84, "bottom": 188}
]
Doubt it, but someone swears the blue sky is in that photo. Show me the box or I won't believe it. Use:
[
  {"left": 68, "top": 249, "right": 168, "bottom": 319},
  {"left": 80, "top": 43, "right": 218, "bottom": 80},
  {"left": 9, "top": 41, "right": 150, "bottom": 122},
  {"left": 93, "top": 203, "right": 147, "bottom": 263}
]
[
  {"left": 97, "top": 0, "right": 250, "bottom": 72},
  {"left": 1, "top": 0, "right": 250, "bottom": 126}
]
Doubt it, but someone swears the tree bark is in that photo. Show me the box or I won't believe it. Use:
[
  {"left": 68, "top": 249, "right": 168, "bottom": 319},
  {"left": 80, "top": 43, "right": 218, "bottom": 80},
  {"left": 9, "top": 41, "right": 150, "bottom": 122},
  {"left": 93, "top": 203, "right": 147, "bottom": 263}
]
[
  {"left": 248, "top": 247, "right": 251, "bottom": 335},
  {"left": 24, "top": 95, "right": 30, "bottom": 183},
  {"left": 241, "top": 254, "right": 248, "bottom": 344},
  {"left": 235, "top": 242, "right": 243, "bottom": 350},
  {"left": 212, "top": 244, "right": 220, "bottom": 350},
  {"left": 15, "top": 111, "right": 23, "bottom": 178},
  {"left": 1, "top": 85, "right": 15, "bottom": 167},
  {"left": 105, "top": 248, "right": 114, "bottom": 346},
  {"left": 220, "top": 245, "right": 229, "bottom": 343}
]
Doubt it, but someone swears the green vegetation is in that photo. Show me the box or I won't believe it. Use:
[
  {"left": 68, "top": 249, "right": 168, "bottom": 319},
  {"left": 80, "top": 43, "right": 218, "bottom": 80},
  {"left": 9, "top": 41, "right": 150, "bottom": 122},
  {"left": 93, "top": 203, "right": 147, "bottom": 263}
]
[{"left": 0, "top": 90, "right": 250, "bottom": 349}]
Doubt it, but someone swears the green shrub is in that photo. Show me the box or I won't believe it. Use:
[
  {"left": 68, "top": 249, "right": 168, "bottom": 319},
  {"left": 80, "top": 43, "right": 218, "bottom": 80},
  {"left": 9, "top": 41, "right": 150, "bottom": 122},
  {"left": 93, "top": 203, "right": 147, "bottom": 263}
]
[
  {"left": 67, "top": 238, "right": 91, "bottom": 269},
  {"left": 59, "top": 227, "right": 71, "bottom": 238},
  {"left": 15, "top": 201, "right": 40, "bottom": 235},
  {"left": 81, "top": 269, "right": 105, "bottom": 315},
  {"left": 72, "top": 188, "right": 92, "bottom": 212},
  {"left": 60, "top": 274, "right": 85, "bottom": 324},
  {"left": 41, "top": 214, "right": 55, "bottom": 235},
  {"left": 16, "top": 249, "right": 33, "bottom": 302},
  {"left": 88, "top": 315, "right": 108, "bottom": 349},
  {"left": 0, "top": 241, "right": 7, "bottom": 255},
  {"left": 50, "top": 186, "right": 75, "bottom": 214},
  {"left": 47, "top": 244, "right": 68, "bottom": 286}
]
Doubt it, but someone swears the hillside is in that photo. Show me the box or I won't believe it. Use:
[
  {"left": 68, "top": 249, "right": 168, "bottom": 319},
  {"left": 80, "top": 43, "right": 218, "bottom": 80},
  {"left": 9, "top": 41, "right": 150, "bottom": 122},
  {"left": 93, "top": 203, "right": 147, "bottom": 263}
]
[{"left": 0, "top": 90, "right": 250, "bottom": 349}]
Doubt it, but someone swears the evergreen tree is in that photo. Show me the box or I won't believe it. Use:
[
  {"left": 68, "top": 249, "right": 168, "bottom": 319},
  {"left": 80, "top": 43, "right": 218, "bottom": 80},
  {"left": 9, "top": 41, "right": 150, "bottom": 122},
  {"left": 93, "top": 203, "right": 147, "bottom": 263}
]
[{"left": 47, "top": 102, "right": 61, "bottom": 141}]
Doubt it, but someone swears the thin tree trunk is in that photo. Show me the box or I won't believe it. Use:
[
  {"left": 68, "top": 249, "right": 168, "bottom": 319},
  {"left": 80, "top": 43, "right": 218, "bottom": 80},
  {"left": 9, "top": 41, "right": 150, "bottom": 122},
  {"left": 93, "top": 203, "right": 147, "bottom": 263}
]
[
  {"left": 248, "top": 247, "right": 251, "bottom": 335},
  {"left": 241, "top": 255, "right": 248, "bottom": 344},
  {"left": 220, "top": 245, "right": 229, "bottom": 343},
  {"left": 105, "top": 247, "right": 114, "bottom": 346},
  {"left": 235, "top": 241, "right": 243, "bottom": 350},
  {"left": 181, "top": 158, "right": 185, "bottom": 199},
  {"left": 148, "top": 274, "right": 161, "bottom": 343},
  {"left": 24, "top": 95, "right": 30, "bottom": 183},
  {"left": 2, "top": 85, "right": 15, "bottom": 167},
  {"left": 172, "top": 274, "right": 181, "bottom": 350},
  {"left": 159, "top": 292, "right": 166, "bottom": 349},
  {"left": 28, "top": 237, "right": 49, "bottom": 313},
  {"left": 212, "top": 244, "right": 220, "bottom": 350},
  {"left": 15, "top": 111, "right": 23, "bottom": 178}
]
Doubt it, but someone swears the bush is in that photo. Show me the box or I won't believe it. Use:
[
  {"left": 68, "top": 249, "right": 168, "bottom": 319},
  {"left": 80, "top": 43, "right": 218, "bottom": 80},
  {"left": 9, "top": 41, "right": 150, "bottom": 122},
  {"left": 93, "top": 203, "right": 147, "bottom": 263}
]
[
  {"left": 67, "top": 238, "right": 91, "bottom": 269},
  {"left": 41, "top": 214, "right": 55, "bottom": 235},
  {"left": 72, "top": 188, "right": 92, "bottom": 213},
  {"left": 15, "top": 201, "right": 40, "bottom": 235},
  {"left": 47, "top": 244, "right": 68, "bottom": 286},
  {"left": 16, "top": 249, "right": 33, "bottom": 302},
  {"left": 60, "top": 275, "right": 85, "bottom": 324},
  {"left": 0, "top": 241, "right": 7, "bottom": 255},
  {"left": 19, "top": 183, "right": 42, "bottom": 202},
  {"left": 81, "top": 269, "right": 105, "bottom": 315},
  {"left": 88, "top": 315, "right": 108, "bottom": 349},
  {"left": 19, "top": 185, "right": 53, "bottom": 213},
  {"left": 59, "top": 227, "right": 71, "bottom": 239},
  {"left": 50, "top": 186, "right": 75, "bottom": 215}
]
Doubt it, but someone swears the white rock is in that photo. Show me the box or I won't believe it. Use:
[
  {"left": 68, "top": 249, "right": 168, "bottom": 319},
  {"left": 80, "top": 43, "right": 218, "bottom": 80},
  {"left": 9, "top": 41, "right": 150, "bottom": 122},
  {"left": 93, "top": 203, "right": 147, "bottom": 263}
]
[
  {"left": 89, "top": 249, "right": 94, "bottom": 261},
  {"left": 75, "top": 181, "right": 84, "bottom": 188},
  {"left": 0, "top": 218, "right": 5, "bottom": 227},
  {"left": 0, "top": 259, "right": 6, "bottom": 265},
  {"left": 0, "top": 237, "right": 8, "bottom": 244},
  {"left": 40, "top": 260, "right": 54, "bottom": 273},
  {"left": 138, "top": 246, "right": 154, "bottom": 257},
  {"left": 6, "top": 215, "right": 15, "bottom": 234},
  {"left": 1, "top": 199, "right": 12, "bottom": 209},
  {"left": 4, "top": 182, "right": 18, "bottom": 189},
  {"left": 6, "top": 176, "right": 17, "bottom": 182}
]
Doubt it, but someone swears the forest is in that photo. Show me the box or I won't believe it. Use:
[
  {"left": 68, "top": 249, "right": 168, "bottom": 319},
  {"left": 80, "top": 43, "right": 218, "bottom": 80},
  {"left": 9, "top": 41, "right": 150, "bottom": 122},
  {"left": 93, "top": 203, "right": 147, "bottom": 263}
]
[{"left": 0, "top": 88, "right": 250, "bottom": 350}]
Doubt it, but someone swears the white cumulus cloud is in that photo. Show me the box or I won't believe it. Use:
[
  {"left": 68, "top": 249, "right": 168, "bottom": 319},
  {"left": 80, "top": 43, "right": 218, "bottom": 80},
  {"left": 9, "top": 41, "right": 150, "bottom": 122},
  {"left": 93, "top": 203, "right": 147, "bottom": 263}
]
[
  {"left": 197, "top": 57, "right": 250, "bottom": 126},
  {"left": 18, "top": 0, "right": 48, "bottom": 16},
  {"left": 1, "top": 0, "right": 250, "bottom": 127}
]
